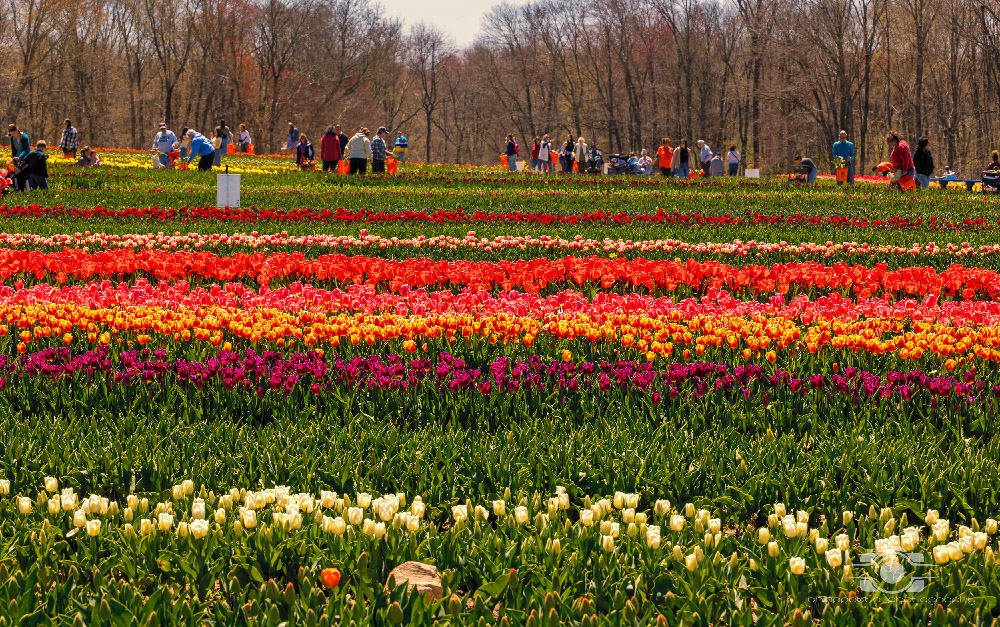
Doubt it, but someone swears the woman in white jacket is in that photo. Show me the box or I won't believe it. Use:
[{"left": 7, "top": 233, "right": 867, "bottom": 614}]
[{"left": 346, "top": 128, "right": 373, "bottom": 175}]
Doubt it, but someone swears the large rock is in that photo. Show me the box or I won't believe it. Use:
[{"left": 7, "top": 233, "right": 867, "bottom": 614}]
[{"left": 386, "top": 561, "right": 443, "bottom": 600}]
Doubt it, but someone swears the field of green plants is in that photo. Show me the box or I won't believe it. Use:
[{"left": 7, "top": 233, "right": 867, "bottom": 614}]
[{"left": 1, "top": 151, "right": 1000, "bottom": 625}]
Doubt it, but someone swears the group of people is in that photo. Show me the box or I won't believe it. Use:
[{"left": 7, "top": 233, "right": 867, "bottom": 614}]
[
  {"left": 504, "top": 134, "right": 743, "bottom": 178},
  {"left": 282, "top": 122, "right": 408, "bottom": 174},
  {"left": 152, "top": 120, "right": 252, "bottom": 171}
]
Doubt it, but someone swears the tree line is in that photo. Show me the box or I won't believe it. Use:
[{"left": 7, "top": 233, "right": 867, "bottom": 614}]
[{"left": 4, "top": 0, "right": 1000, "bottom": 175}]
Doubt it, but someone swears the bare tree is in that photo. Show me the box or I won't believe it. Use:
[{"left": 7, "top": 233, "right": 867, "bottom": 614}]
[{"left": 410, "top": 23, "right": 452, "bottom": 163}]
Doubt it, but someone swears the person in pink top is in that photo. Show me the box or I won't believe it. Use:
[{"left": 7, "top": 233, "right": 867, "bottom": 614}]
[{"left": 886, "top": 131, "right": 916, "bottom": 191}]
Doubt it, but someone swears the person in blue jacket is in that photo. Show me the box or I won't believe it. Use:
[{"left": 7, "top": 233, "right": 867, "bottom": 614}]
[
  {"left": 832, "top": 130, "right": 855, "bottom": 185},
  {"left": 185, "top": 130, "right": 216, "bottom": 171}
]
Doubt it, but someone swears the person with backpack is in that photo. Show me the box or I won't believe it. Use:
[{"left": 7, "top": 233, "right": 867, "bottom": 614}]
[{"left": 320, "top": 125, "right": 343, "bottom": 172}]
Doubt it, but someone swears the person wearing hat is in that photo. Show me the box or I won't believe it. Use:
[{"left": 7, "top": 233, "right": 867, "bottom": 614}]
[
  {"left": 152, "top": 123, "right": 178, "bottom": 169},
  {"left": 371, "top": 127, "right": 388, "bottom": 174}
]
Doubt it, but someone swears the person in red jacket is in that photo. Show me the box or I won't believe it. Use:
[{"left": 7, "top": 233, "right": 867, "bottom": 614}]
[
  {"left": 886, "top": 130, "right": 916, "bottom": 191},
  {"left": 320, "top": 126, "right": 343, "bottom": 172}
]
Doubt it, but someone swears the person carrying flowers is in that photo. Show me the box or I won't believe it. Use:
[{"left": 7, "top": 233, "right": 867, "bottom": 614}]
[
  {"left": 885, "top": 130, "right": 916, "bottom": 191},
  {"left": 832, "top": 130, "right": 854, "bottom": 185},
  {"left": 295, "top": 134, "right": 315, "bottom": 170}
]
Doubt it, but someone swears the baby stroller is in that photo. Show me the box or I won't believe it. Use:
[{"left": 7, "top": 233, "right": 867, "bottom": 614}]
[
  {"left": 607, "top": 154, "right": 629, "bottom": 175},
  {"left": 586, "top": 151, "right": 604, "bottom": 174}
]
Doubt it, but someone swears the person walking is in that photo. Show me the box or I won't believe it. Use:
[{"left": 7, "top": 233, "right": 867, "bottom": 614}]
[
  {"left": 151, "top": 123, "right": 177, "bottom": 168},
  {"left": 538, "top": 134, "right": 552, "bottom": 173},
  {"left": 671, "top": 139, "right": 691, "bottom": 179},
  {"left": 371, "top": 127, "right": 388, "bottom": 174},
  {"left": 656, "top": 138, "right": 673, "bottom": 177},
  {"left": 393, "top": 131, "right": 408, "bottom": 163},
  {"left": 238, "top": 124, "right": 252, "bottom": 153},
  {"left": 59, "top": 119, "right": 78, "bottom": 159},
  {"left": 503, "top": 134, "right": 519, "bottom": 172},
  {"left": 727, "top": 145, "right": 741, "bottom": 176},
  {"left": 573, "top": 137, "right": 588, "bottom": 173},
  {"left": 185, "top": 130, "right": 216, "bottom": 171},
  {"left": 345, "top": 127, "right": 372, "bottom": 174},
  {"left": 697, "top": 140, "right": 712, "bottom": 176},
  {"left": 335, "top": 124, "right": 349, "bottom": 156},
  {"left": 913, "top": 137, "right": 934, "bottom": 189},
  {"left": 283, "top": 122, "right": 300, "bottom": 154},
  {"left": 886, "top": 130, "right": 915, "bottom": 191},
  {"left": 320, "top": 125, "right": 343, "bottom": 172},
  {"left": 832, "top": 131, "right": 855, "bottom": 185},
  {"left": 295, "top": 134, "right": 315, "bottom": 170}
]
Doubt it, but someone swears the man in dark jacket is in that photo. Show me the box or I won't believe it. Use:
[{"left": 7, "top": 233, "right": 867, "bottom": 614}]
[
  {"left": 912, "top": 137, "right": 934, "bottom": 189},
  {"left": 21, "top": 141, "right": 49, "bottom": 191},
  {"left": 335, "top": 124, "right": 349, "bottom": 156}
]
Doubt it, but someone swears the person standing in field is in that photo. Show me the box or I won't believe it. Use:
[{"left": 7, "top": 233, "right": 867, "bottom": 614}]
[
  {"left": 912, "top": 137, "right": 934, "bottom": 189},
  {"left": 832, "top": 131, "right": 855, "bottom": 185},
  {"left": 212, "top": 128, "right": 223, "bottom": 166},
  {"left": 727, "top": 145, "right": 741, "bottom": 176},
  {"left": 657, "top": 138, "right": 673, "bottom": 176},
  {"left": 671, "top": 139, "right": 691, "bottom": 179},
  {"left": 371, "top": 127, "right": 388, "bottom": 174},
  {"left": 239, "top": 124, "right": 252, "bottom": 153},
  {"left": 218, "top": 120, "right": 231, "bottom": 156},
  {"left": 393, "top": 131, "right": 408, "bottom": 163},
  {"left": 710, "top": 152, "right": 725, "bottom": 177},
  {"left": 345, "top": 127, "right": 372, "bottom": 174},
  {"left": 530, "top": 137, "right": 541, "bottom": 171},
  {"left": 538, "top": 134, "right": 551, "bottom": 173},
  {"left": 697, "top": 139, "right": 712, "bottom": 176},
  {"left": 560, "top": 138, "right": 574, "bottom": 173},
  {"left": 320, "top": 125, "right": 343, "bottom": 172},
  {"left": 573, "top": 137, "right": 588, "bottom": 173},
  {"left": 59, "top": 119, "right": 78, "bottom": 159},
  {"left": 151, "top": 123, "right": 177, "bottom": 168},
  {"left": 283, "top": 122, "right": 299, "bottom": 154},
  {"left": 504, "top": 134, "right": 518, "bottom": 171},
  {"left": 335, "top": 124, "right": 349, "bottom": 156},
  {"left": 295, "top": 133, "right": 315, "bottom": 170}
]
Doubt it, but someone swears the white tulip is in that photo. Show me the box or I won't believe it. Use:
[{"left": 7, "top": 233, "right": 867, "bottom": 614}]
[
  {"left": 214, "top": 509, "right": 227, "bottom": 525},
  {"left": 191, "top": 502, "right": 206, "bottom": 520},
  {"left": 356, "top": 493, "right": 371, "bottom": 509},
  {"left": 241, "top": 509, "right": 257, "bottom": 529},
  {"left": 181, "top": 480, "right": 194, "bottom": 496},
  {"left": 493, "top": 500, "right": 506, "bottom": 517},
  {"left": 190, "top": 519, "right": 209, "bottom": 539},
  {"left": 670, "top": 515, "right": 685, "bottom": 532},
  {"left": 44, "top": 477, "right": 58, "bottom": 493},
  {"left": 601, "top": 535, "right": 615, "bottom": 552},
  {"left": 347, "top": 507, "right": 363, "bottom": 526},
  {"left": 158, "top": 512, "right": 173, "bottom": 531},
  {"left": 825, "top": 548, "right": 842, "bottom": 568},
  {"left": 514, "top": 506, "right": 528, "bottom": 524},
  {"left": 73, "top": 509, "right": 87, "bottom": 527},
  {"left": 86, "top": 519, "right": 101, "bottom": 537},
  {"left": 788, "top": 557, "right": 806, "bottom": 575}
]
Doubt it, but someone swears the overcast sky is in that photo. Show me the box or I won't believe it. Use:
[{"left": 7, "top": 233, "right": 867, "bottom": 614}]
[{"left": 380, "top": 0, "right": 528, "bottom": 47}]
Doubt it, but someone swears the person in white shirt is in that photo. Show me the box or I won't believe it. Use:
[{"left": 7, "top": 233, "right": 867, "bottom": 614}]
[
  {"left": 697, "top": 140, "right": 712, "bottom": 176},
  {"left": 151, "top": 123, "right": 178, "bottom": 168},
  {"left": 538, "top": 134, "right": 551, "bottom": 172},
  {"left": 727, "top": 145, "right": 742, "bottom": 176},
  {"left": 345, "top": 127, "right": 373, "bottom": 174}
]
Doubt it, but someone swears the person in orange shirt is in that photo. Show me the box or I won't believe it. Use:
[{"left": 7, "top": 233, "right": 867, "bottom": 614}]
[{"left": 656, "top": 137, "right": 674, "bottom": 177}]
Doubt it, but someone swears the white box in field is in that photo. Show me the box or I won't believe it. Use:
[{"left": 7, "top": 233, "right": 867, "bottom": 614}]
[
  {"left": 216, "top": 173, "right": 241, "bottom": 207},
  {"left": 745, "top": 169, "right": 760, "bottom": 178}
]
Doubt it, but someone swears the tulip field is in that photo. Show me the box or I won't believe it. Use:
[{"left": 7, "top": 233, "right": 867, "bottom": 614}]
[{"left": 5, "top": 150, "right": 1000, "bottom": 625}]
